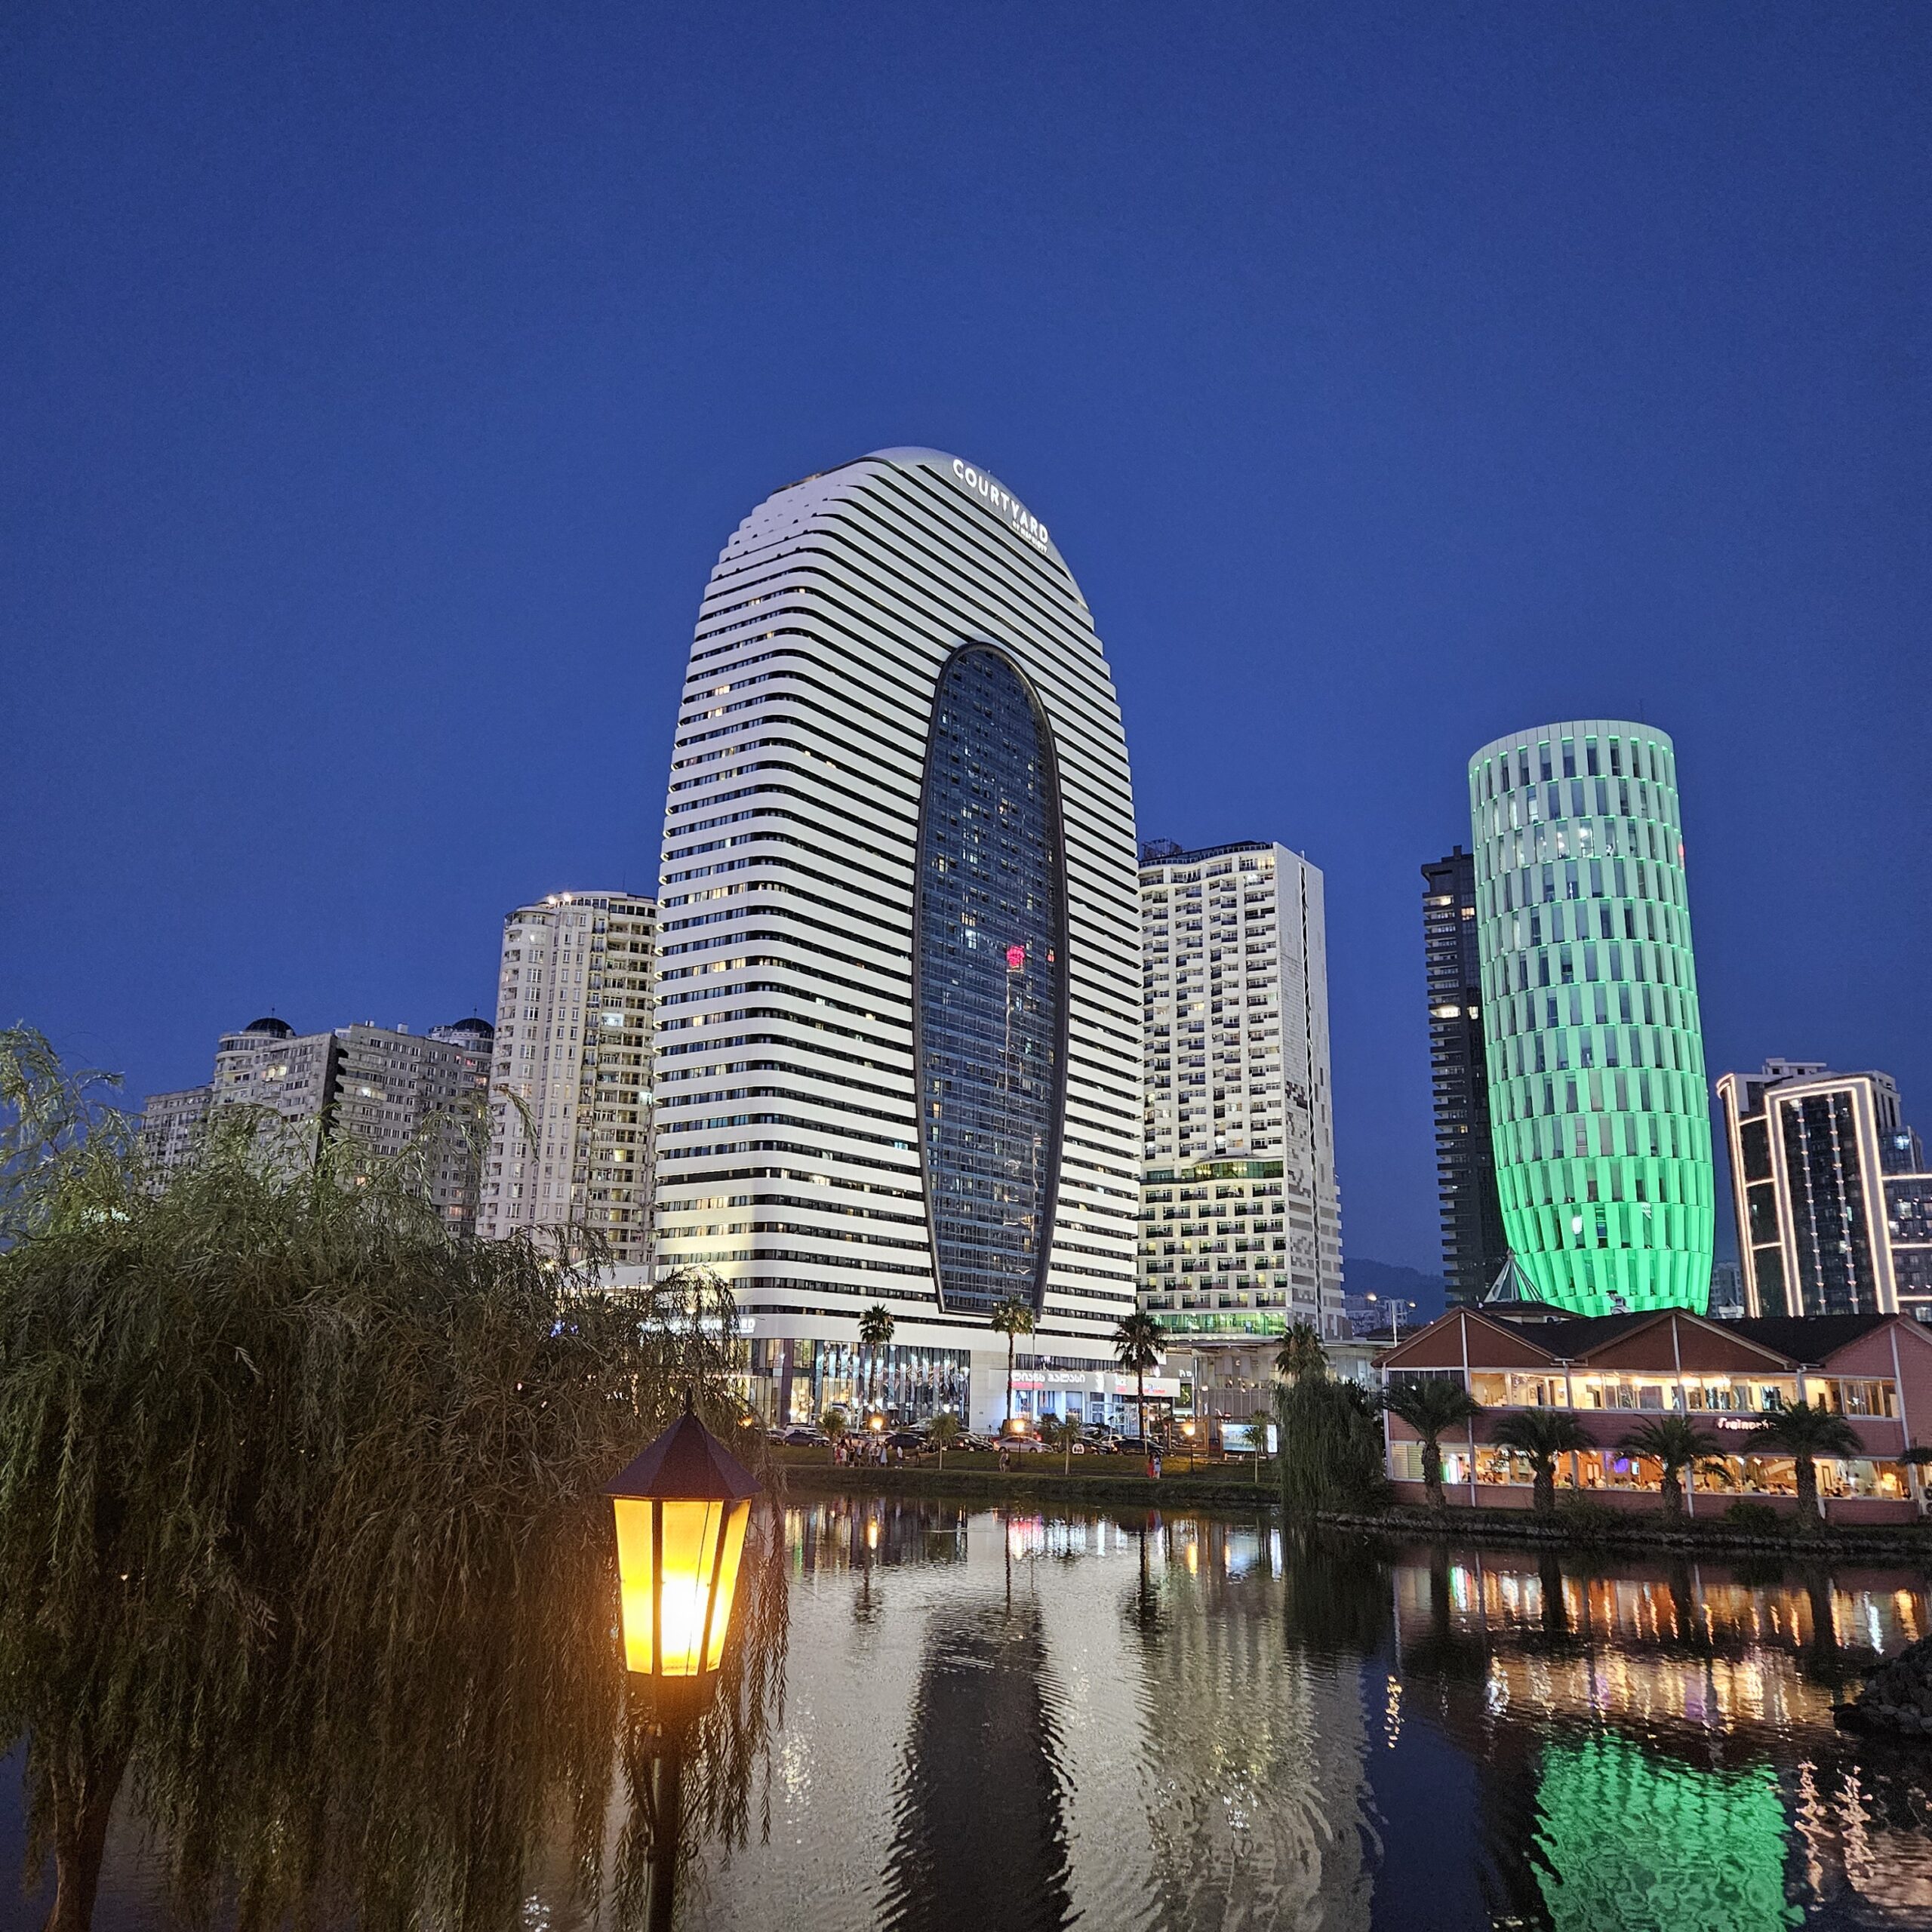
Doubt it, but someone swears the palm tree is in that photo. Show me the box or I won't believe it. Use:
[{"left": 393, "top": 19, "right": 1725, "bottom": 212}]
[
  {"left": 1274, "top": 1319, "right": 1327, "bottom": 1384},
  {"left": 1617, "top": 1414, "right": 1727, "bottom": 1517},
  {"left": 989, "top": 1297, "right": 1036, "bottom": 1430},
  {"left": 857, "top": 1304, "right": 895, "bottom": 1414},
  {"left": 1113, "top": 1311, "right": 1165, "bottom": 1447},
  {"left": 928, "top": 1411, "right": 961, "bottom": 1471},
  {"left": 1382, "top": 1377, "right": 1485, "bottom": 1512},
  {"left": 1750, "top": 1400, "right": 1863, "bottom": 1521},
  {"left": 1041, "top": 1411, "right": 1081, "bottom": 1475},
  {"left": 1491, "top": 1407, "right": 1597, "bottom": 1513},
  {"left": 821, "top": 1406, "right": 849, "bottom": 1465}
]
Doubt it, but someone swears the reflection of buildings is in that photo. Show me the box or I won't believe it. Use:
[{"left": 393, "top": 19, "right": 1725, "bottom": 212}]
[
  {"left": 786, "top": 1498, "right": 970, "bottom": 1574},
  {"left": 1386, "top": 1543, "right": 1932, "bottom": 1927},
  {"left": 667, "top": 1507, "right": 1932, "bottom": 1932},
  {"left": 1381, "top": 1302, "right": 1932, "bottom": 1523},
  {"left": 1717, "top": 1060, "right": 1932, "bottom": 1319},
  {"left": 1531, "top": 1735, "right": 1791, "bottom": 1932},
  {"left": 1121, "top": 1521, "right": 1373, "bottom": 1930},
  {"left": 881, "top": 1601, "right": 1075, "bottom": 1932}
]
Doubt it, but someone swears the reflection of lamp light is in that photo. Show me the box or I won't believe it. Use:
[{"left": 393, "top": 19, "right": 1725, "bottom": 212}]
[{"left": 608, "top": 1396, "right": 761, "bottom": 1681}]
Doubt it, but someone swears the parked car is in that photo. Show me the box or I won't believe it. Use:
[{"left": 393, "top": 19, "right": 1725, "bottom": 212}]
[
  {"left": 778, "top": 1426, "right": 826, "bottom": 1447},
  {"left": 888, "top": 1430, "right": 924, "bottom": 1452}
]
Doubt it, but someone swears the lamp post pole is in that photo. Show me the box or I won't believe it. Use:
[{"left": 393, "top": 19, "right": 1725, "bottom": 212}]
[{"left": 645, "top": 1700, "right": 691, "bottom": 1932}]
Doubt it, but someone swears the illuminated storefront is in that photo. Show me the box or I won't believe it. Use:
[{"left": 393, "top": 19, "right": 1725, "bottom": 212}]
[{"left": 1379, "top": 1303, "right": 1932, "bottom": 1521}]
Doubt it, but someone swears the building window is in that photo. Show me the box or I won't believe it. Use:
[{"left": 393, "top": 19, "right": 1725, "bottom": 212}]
[{"left": 915, "top": 645, "right": 1067, "bottom": 1316}]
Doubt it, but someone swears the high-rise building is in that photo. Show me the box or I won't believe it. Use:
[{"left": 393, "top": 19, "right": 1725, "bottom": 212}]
[
  {"left": 334, "top": 1018, "right": 494, "bottom": 1229},
  {"left": 478, "top": 892, "right": 656, "bottom": 1263},
  {"left": 1138, "top": 839, "right": 1345, "bottom": 1342},
  {"left": 648, "top": 448, "right": 1143, "bottom": 1432},
  {"left": 1715, "top": 1060, "right": 1932, "bottom": 1320},
  {"left": 1466, "top": 719, "right": 1714, "bottom": 1315},
  {"left": 138, "top": 1084, "right": 211, "bottom": 1171},
  {"left": 1423, "top": 846, "right": 1509, "bottom": 1303},
  {"left": 142, "top": 1013, "right": 494, "bottom": 1230}
]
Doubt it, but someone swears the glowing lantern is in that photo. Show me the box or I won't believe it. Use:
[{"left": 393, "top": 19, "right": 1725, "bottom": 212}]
[{"left": 607, "top": 1398, "right": 761, "bottom": 1680}]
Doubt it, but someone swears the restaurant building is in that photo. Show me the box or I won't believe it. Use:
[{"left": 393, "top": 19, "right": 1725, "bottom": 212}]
[{"left": 1377, "top": 1301, "right": 1932, "bottom": 1524}]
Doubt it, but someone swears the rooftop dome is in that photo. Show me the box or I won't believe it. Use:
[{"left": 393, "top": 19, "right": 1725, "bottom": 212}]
[
  {"left": 242, "top": 1016, "right": 294, "bottom": 1038},
  {"left": 437, "top": 1016, "right": 495, "bottom": 1040}
]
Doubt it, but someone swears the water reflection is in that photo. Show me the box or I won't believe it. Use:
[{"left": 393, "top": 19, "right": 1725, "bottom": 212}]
[
  {"left": 26, "top": 1499, "right": 1932, "bottom": 1929},
  {"left": 881, "top": 1602, "right": 1073, "bottom": 1931},
  {"left": 672, "top": 1503, "right": 1932, "bottom": 1931}
]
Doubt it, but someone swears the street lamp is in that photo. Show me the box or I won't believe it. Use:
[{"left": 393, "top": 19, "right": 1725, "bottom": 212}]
[
  {"left": 607, "top": 1395, "right": 762, "bottom": 1932},
  {"left": 608, "top": 1394, "right": 761, "bottom": 1685}
]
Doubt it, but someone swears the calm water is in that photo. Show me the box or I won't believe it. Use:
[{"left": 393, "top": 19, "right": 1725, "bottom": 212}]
[{"left": 17, "top": 1500, "right": 1932, "bottom": 1930}]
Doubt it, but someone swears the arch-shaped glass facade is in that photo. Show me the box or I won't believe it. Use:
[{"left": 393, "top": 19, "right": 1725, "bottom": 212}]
[
  {"left": 1468, "top": 720, "right": 1714, "bottom": 1315},
  {"left": 915, "top": 646, "right": 1068, "bottom": 1315}
]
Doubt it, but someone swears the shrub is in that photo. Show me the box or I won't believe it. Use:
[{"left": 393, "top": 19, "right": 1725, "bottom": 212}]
[
  {"left": 1551, "top": 1494, "right": 1619, "bottom": 1541},
  {"left": 1724, "top": 1500, "right": 1785, "bottom": 1537}
]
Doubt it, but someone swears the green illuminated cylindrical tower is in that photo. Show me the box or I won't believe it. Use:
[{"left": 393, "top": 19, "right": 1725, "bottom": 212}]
[{"left": 1466, "top": 720, "right": 1713, "bottom": 1314}]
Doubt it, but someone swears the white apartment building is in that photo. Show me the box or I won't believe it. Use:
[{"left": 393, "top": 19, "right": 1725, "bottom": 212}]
[
  {"left": 478, "top": 892, "right": 655, "bottom": 1264},
  {"left": 142, "top": 1014, "right": 494, "bottom": 1230},
  {"left": 1137, "top": 839, "right": 1346, "bottom": 1343},
  {"left": 139, "top": 1084, "right": 212, "bottom": 1171},
  {"left": 336, "top": 1018, "right": 494, "bottom": 1229},
  {"left": 647, "top": 448, "right": 1149, "bottom": 1433}
]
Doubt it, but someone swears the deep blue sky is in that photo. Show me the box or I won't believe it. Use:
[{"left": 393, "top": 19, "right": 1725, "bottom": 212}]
[{"left": 4, "top": 4, "right": 1927, "bottom": 1272}]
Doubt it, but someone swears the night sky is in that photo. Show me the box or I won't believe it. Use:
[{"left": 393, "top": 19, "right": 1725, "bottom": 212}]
[{"left": 5, "top": 5, "right": 1926, "bottom": 1272}]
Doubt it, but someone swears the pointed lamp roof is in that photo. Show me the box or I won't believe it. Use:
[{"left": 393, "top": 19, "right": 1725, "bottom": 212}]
[{"left": 606, "top": 1396, "right": 762, "bottom": 1503}]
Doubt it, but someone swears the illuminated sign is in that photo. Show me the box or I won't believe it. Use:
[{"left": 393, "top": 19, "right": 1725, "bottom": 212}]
[
  {"left": 1005, "top": 945, "right": 1026, "bottom": 971},
  {"left": 949, "top": 458, "right": 1052, "bottom": 552}
]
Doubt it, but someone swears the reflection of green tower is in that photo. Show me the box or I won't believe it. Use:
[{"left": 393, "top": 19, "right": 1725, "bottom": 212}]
[
  {"left": 1532, "top": 1736, "right": 1798, "bottom": 1930},
  {"left": 1467, "top": 721, "right": 1714, "bottom": 1314}
]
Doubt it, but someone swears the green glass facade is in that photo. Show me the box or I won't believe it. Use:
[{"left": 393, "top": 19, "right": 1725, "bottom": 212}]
[{"left": 1467, "top": 720, "right": 1714, "bottom": 1315}]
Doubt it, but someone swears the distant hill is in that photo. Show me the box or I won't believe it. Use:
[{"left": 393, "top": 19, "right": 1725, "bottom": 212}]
[{"left": 1343, "top": 1258, "right": 1448, "bottom": 1324}]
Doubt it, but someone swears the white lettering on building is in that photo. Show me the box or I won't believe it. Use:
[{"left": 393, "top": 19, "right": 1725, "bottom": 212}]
[{"left": 951, "top": 458, "right": 1051, "bottom": 552}]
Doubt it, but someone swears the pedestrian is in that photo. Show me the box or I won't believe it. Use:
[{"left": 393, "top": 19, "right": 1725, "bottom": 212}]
[{"left": 1148, "top": 1449, "right": 1161, "bottom": 1481}]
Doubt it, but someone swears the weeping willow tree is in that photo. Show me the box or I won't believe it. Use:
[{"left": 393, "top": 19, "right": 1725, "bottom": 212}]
[
  {"left": 1275, "top": 1358, "right": 1389, "bottom": 1517},
  {"left": 0, "top": 1026, "right": 786, "bottom": 1932}
]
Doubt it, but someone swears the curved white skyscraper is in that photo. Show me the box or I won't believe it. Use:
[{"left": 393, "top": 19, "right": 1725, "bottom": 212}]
[{"left": 651, "top": 449, "right": 1143, "bottom": 1429}]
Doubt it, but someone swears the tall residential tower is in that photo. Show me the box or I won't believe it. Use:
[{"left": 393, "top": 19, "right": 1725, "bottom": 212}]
[
  {"left": 1422, "top": 847, "right": 1509, "bottom": 1303},
  {"left": 1138, "top": 839, "right": 1344, "bottom": 1343},
  {"left": 1467, "top": 720, "right": 1714, "bottom": 1315},
  {"left": 142, "top": 1014, "right": 494, "bottom": 1230},
  {"left": 648, "top": 449, "right": 1143, "bottom": 1431},
  {"left": 478, "top": 891, "right": 656, "bottom": 1263}
]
